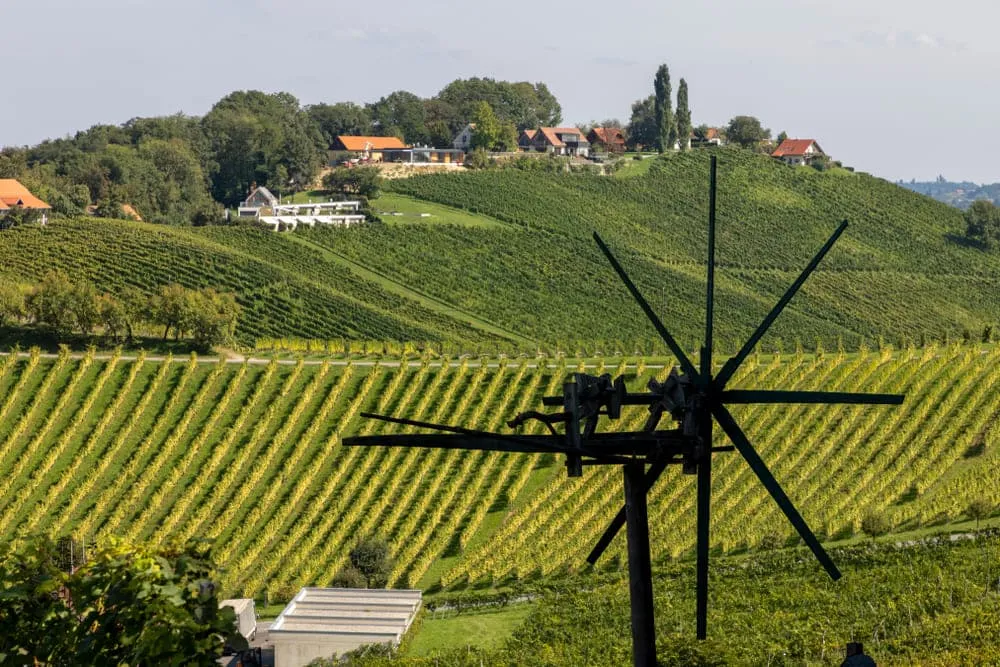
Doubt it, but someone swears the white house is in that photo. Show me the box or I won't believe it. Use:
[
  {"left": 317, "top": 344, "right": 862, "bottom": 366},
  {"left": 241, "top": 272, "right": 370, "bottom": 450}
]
[
  {"left": 771, "top": 139, "right": 825, "bottom": 166},
  {"left": 453, "top": 123, "right": 476, "bottom": 151}
]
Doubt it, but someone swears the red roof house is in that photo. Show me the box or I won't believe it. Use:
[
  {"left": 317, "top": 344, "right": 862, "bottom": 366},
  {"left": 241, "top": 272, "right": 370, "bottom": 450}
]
[
  {"left": 587, "top": 127, "right": 626, "bottom": 153},
  {"left": 0, "top": 179, "right": 51, "bottom": 225},
  {"left": 771, "top": 139, "right": 825, "bottom": 166},
  {"left": 527, "top": 127, "right": 590, "bottom": 156}
]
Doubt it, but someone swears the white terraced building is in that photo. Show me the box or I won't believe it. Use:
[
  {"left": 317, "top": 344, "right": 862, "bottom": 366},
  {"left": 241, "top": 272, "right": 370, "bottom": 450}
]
[
  {"left": 269, "top": 587, "right": 422, "bottom": 667},
  {"left": 259, "top": 201, "right": 365, "bottom": 230}
]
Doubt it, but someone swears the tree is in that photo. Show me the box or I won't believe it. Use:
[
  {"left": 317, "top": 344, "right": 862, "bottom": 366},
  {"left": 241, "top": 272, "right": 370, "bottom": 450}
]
[
  {"left": 653, "top": 64, "right": 674, "bottom": 152},
  {"left": 202, "top": 91, "right": 326, "bottom": 205},
  {"left": 964, "top": 199, "right": 1000, "bottom": 248},
  {"left": 368, "top": 91, "right": 428, "bottom": 145},
  {"left": 675, "top": 78, "right": 691, "bottom": 151},
  {"left": 70, "top": 280, "right": 101, "bottom": 335},
  {"left": 967, "top": 498, "right": 991, "bottom": 530},
  {"left": 497, "top": 122, "right": 519, "bottom": 152},
  {"left": 626, "top": 96, "right": 657, "bottom": 151},
  {"left": 98, "top": 293, "right": 128, "bottom": 342},
  {"left": 0, "top": 282, "right": 26, "bottom": 328},
  {"left": 323, "top": 166, "right": 383, "bottom": 199},
  {"left": 860, "top": 511, "right": 890, "bottom": 540},
  {"left": 152, "top": 283, "right": 190, "bottom": 340},
  {"left": 776, "top": 130, "right": 788, "bottom": 145},
  {"left": 331, "top": 566, "right": 368, "bottom": 589},
  {"left": 726, "top": 115, "right": 771, "bottom": 149},
  {"left": 26, "top": 272, "right": 78, "bottom": 336},
  {"left": 349, "top": 537, "right": 394, "bottom": 588},
  {"left": 426, "top": 120, "right": 454, "bottom": 149},
  {"left": 184, "top": 288, "right": 240, "bottom": 351},
  {"left": 470, "top": 101, "right": 502, "bottom": 151},
  {"left": 434, "top": 78, "right": 561, "bottom": 132},
  {"left": 0, "top": 537, "right": 237, "bottom": 665},
  {"left": 306, "top": 102, "right": 373, "bottom": 146}
]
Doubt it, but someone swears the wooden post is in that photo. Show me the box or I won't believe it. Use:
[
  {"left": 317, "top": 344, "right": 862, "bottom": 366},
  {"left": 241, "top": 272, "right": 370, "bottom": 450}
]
[{"left": 625, "top": 462, "right": 657, "bottom": 667}]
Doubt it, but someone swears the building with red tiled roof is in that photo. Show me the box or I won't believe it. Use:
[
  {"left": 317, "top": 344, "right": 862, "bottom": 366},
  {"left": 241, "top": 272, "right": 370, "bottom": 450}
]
[
  {"left": 771, "top": 139, "right": 825, "bottom": 166},
  {"left": 525, "top": 127, "right": 590, "bottom": 156},
  {"left": 0, "top": 179, "right": 51, "bottom": 225},
  {"left": 587, "top": 127, "right": 626, "bottom": 153}
]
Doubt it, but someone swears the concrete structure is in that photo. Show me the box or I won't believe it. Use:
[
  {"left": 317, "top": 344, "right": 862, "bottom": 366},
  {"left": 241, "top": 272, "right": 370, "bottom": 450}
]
[
  {"left": 772, "top": 138, "right": 825, "bottom": 166},
  {"left": 221, "top": 598, "right": 258, "bottom": 641},
  {"left": 270, "top": 587, "right": 421, "bottom": 667}
]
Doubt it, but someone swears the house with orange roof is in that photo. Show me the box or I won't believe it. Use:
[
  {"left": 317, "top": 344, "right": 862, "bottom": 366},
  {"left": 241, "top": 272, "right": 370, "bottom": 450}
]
[
  {"left": 0, "top": 179, "right": 51, "bottom": 225},
  {"left": 525, "top": 127, "right": 590, "bottom": 157},
  {"left": 771, "top": 139, "right": 825, "bottom": 167},
  {"left": 331, "top": 135, "right": 409, "bottom": 163},
  {"left": 587, "top": 127, "right": 626, "bottom": 153}
]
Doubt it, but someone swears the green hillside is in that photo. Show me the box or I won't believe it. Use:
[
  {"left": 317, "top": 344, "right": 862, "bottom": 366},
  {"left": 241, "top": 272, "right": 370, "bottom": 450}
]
[
  {"left": 389, "top": 536, "right": 1000, "bottom": 666},
  {"left": 3, "top": 344, "right": 999, "bottom": 603},
  {"left": 0, "top": 219, "right": 505, "bottom": 346},
  {"left": 2, "top": 149, "right": 998, "bottom": 352}
]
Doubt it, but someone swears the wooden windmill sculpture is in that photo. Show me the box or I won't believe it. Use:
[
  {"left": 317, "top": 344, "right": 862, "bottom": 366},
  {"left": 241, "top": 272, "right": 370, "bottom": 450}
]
[{"left": 344, "top": 156, "right": 904, "bottom": 667}]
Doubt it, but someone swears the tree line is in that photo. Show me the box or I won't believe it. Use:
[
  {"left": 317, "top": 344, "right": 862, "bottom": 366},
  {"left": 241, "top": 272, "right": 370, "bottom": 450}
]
[
  {"left": 0, "top": 273, "right": 240, "bottom": 349},
  {"left": 0, "top": 78, "right": 562, "bottom": 223}
]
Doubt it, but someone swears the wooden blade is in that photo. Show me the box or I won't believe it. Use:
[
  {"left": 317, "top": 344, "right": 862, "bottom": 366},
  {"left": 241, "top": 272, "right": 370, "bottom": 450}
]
[
  {"left": 721, "top": 390, "right": 904, "bottom": 405},
  {"left": 593, "top": 231, "right": 700, "bottom": 381},
  {"left": 712, "top": 404, "right": 841, "bottom": 581}
]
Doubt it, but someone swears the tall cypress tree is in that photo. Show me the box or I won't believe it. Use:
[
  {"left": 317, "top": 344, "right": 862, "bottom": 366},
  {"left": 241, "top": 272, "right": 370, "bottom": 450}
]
[
  {"left": 653, "top": 64, "right": 674, "bottom": 152},
  {"left": 675, "top": 78, "right": 691, "bottom": 151}
]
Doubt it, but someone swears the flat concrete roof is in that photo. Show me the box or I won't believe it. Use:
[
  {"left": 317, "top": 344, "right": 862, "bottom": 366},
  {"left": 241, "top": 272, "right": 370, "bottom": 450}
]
[{"left": 270, "top": 587, "right": 421, "bottom": 639}]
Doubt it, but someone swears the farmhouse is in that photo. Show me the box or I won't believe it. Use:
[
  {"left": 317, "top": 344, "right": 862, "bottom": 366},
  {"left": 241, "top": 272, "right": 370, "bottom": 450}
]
[
  {"left": 0, "top": 179, "right": 51, "bottom": 224},
  {"left": 587, "top": 127, "right": 626, "bottom": 153},
  {"left": 527, "top": 127, "right": 590, "bottom": 157},
  {"left": 269, "top": 587, "right": 421, "bottom": 667},
  {"left": 772, "top": 138, "right": 825, "bottom": 166},
  {"left": 517, "top": 129, "right": 537, "bottom": 150},
  {"left": 691, "top": 127, "right": 723, "bottom": 147},
  {"left": 332, "top": 135, "right": 409, "bottom": 162},
  {"left": 453, "top": 123, "right": 475, "bottom": 151}
]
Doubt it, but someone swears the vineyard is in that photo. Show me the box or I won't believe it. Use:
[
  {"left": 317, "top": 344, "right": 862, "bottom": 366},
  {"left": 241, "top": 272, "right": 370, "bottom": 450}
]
[
  {"left": 3, "top": 150, "right": 1000, "bottom": 352},
  {"left": 3, "top": 343, "right": 1000, "bottom": 602}
]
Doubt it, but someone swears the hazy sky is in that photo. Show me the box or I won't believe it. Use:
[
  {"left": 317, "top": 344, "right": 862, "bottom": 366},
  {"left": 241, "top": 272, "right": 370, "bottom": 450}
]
[{"left": 4, "top": 0, "right": 997, "bottom": 183}]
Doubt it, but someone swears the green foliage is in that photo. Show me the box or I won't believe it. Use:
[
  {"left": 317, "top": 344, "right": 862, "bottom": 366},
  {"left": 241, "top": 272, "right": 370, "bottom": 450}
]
[
  {"left": 350, "top": 537, "right": 394, "bottom": 588},
  {"left": 332, "top": 566, "right": 369, "bottom": 589},
  {"left": 861, "top": 512, "right": 890, "bottom": 539},
  {"left": 463, "top": 149, "right": 493, "bottom": 171},
  {"left": 0, "top": 282, "right": 27, "bottom": 327},
  {"left": 324, "top": 166, "right": 383, "bottom": 199},
  {"left": 0, "top": 537, "right": 235, "bottom": 665},
  {"left": 0, "top": 219, "right": 494, "bottom": 346},
  {"left": 202, "top": 90, "right": 326, "bottom": 205},
  {"left": 726, "top": 115, "right": 771, "bottom": 148},
  {"left": 369, "top": 91, "right": 428, "bottom": 145},
  {"left": 626, "top": 95, "right": 657, "bottom": 150},
  {"left": 964, "top": 199, "right": 1000, "bottom": 248},
  {"left": 653, "top": 64, "right": 674, "bottom": 152},
  {"left": 675, "top": 78, "right": 691, "bottom": 151},
  {"left": 435, "top": 78, "right": 561, "bottom": 132},
  {"left": 307, "top": 102, "right": 374, "bottom": 146},
  {"left": 966, "top": 498, "right": 991, "bottom": 529},
  {"left": 470, "top": 102, "right": 502, "bottom": 151}
]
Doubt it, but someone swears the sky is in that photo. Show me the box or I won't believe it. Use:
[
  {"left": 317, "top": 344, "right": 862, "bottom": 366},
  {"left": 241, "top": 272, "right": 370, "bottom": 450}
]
[{"left": 3, "top": 0, "right": 998, "bottom": 183}]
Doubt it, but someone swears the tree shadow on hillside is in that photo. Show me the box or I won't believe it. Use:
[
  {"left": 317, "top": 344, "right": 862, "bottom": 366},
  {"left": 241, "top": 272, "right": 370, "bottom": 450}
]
[{"left": 0, "top": 325, "right": 199, "bottom": 355}]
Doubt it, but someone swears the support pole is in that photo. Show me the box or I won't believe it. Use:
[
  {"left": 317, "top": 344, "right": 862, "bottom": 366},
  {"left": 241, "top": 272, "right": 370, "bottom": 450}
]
[{"left": 625, "top": 462, "right": 657, "bottom": 667}]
